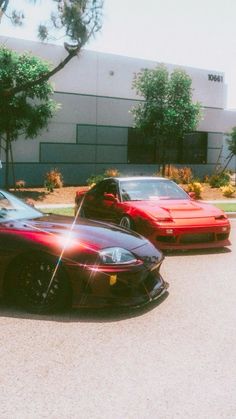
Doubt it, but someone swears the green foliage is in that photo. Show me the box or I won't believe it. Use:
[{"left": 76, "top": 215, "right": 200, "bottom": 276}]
[
  {"left": 209, "top": 172, "right": 230, "bottom": 188},
  {"left": 0, "top": 47, "right": 57, "bottom": 141},
  {"left": 87, "top": 173, "right": 105, "bottom": 186},
  {"left": 166, "top": 69, "right": 201, "bottom": 137},
  {"left": 132, "top": 65, "right": 201, "bottom": 170},
  {"left": 187, "top": 182, "right": 203, "bottom": 199},
  {"left": 215, "top": 203, "right": 236, "bottom": 212},
  {"left": 0, "top": 2, "right": 103, "bottom": 102},
  {"left": 2, "top": 1, "right": 103, "bottom": 50},
  {"left": 227, "top": 127, "right": 236, "bottom": 155},
  {"left": 0, "top": 47, "right": 58, "bottom": 188},
  {"left": 87, "top": 168, "right": 120, "bottom": 186},
  {"left": 132, "top": 65, "right": 169, "bottom": 137},
  {"left": 220, "top": 184, "right": 235, "bottom": 197}
]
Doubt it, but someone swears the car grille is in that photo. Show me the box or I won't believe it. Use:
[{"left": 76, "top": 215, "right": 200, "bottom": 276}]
[
  {"left": 180, "top": 233, "right": 214, "bottom": 244},
  {"left": 157, "top": 232, "right": 229, "bottom": 245},
  {"left": 110, "top": 270, "right": 161, "bottom": 298}
]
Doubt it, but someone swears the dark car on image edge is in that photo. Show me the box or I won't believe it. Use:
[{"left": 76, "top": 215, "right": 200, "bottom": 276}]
[{"left": 0, "top": 189, "right": 168, "bottom": 313}]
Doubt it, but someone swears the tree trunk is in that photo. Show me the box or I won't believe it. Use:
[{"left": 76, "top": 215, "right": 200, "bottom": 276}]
[
  {"left": 4, "top": 131, "right": 10, "bottom": 190},
  {"left": 221, "top": 153, "right": 233, "bottom": 173},
  {"left": 160, "top": 135, "right": 166, "bottom": 176},
  {"left": 10, "top": 140, "right": 15, "bottom": 188}
]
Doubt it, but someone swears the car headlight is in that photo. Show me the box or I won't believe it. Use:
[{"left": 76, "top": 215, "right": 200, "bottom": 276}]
[{"left": 99, "top": 247, "right": 137, "bottom": 264}]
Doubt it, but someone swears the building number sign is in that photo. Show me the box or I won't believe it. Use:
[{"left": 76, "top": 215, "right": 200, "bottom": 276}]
[{"left": 208, "top": 74, "right": 223, "bottom": 82}]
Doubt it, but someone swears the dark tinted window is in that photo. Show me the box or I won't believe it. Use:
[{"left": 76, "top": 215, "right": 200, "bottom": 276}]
[
  {"left": 88, "top": 180, "right": 118, "bottom": 198},
  {"left": 128, "top": 129, "right": 208, "bottom": 164},
  {"left": 127, "top": 129, "right": 156, "bottom": 164}
]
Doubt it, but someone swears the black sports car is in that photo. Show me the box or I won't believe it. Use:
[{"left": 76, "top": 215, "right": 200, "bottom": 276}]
[{"left": 0, "top": 189, "right": 168, "bottom": 313}]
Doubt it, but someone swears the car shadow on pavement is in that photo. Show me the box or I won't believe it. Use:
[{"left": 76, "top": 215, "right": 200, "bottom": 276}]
[
  {"left": 0, "top": 291, "right": 169, "bottom": 323},
  {"left": 164, "top": 246, "right": 231, "bottom": 257}
]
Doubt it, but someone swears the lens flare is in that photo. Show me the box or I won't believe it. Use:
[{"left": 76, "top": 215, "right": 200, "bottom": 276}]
[{"left": 23, "top": 195, "right": 152, "bottom": 306}]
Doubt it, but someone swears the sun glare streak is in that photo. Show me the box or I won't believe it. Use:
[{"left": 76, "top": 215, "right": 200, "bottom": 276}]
[
  {"left": 43, "top": 194, "right": 89, "bottom": 300},
  {"left": 24, "top": 197, "right": 152, "bottom": 306},
  {"left": 21, "top": 195, "right": 105, "bottom": 302},
  {"left": 41, "top": 194, "right": 119, "bottom": 302},
  {"left": 79, "top": 255, "right": 101, "bottom": 306}
]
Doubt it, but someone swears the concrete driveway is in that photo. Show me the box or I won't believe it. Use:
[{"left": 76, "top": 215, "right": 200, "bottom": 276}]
[{"left": 0, "top": 220, "right": 236, "bottom": 419}]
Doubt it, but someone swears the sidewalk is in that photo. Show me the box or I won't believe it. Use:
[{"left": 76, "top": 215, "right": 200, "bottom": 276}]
[{"left": 36, "top": 203, "right": 74, "bottom": 209}]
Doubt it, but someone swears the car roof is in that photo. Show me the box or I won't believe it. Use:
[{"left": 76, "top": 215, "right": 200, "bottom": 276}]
[{"left": 106, "top": 176, "right": 167, "bottom": 182}]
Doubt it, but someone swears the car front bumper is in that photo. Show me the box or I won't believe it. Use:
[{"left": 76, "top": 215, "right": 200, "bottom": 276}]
[
  {"left": 65, "top": 253, "right": 168, "bottom": 308},
  {"left": 147, "top": 220, "right": 231, "bottom": 250}
]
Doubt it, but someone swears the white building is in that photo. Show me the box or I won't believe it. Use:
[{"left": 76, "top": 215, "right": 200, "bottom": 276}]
[{"left": 1, "top": 36, "right": 236, "bottom": 186}]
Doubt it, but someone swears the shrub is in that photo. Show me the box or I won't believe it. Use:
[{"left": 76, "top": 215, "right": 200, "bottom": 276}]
[
  {"left": 163, "top": 165, "right": 180, "bottom": 182},
  {"left": 177, "top": 167, "right": 193, "bottom": 184},
  {"left": 44, "top": 168, "right": 63, "bottom": 192},
  {"left": 87, "top": 168, "right": 120, "bottom": 186},
  {"left": 187, "top": 182, "right": 203, "bottom": 199},
  {"left": 209, "top": 171, "right": 230, "bottom": 188},
  {"left": 220, "top": 184, "right": 235, "bottom": 197},
  {"left": 104, "top": 168, "right": 120, "bottom": 177},
  {"left": 87, "top": 173, "right": 106, "bottom": 186},
  {"left": 15, "top": 179, "right": 26, "bottom": 189},
  {"left": 161, "top": 165, "right": 193, "bottom": 184},
  {"left": 203, "top": 174, "right": 210, "bottom": 183}
]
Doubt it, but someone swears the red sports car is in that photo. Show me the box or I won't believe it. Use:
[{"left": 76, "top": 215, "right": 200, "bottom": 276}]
[
  {"left": 75, "top": 177, "right": 231, "bottom": 250},
  {"left": 0, "top": 189, "right": 167, "bottom": 313}
]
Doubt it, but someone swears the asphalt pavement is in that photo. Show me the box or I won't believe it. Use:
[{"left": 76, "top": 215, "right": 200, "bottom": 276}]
[{"left": 0, "top": 221, "right": 235, "bottom": 418}]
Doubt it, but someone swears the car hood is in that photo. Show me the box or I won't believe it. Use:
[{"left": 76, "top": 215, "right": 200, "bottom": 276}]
[
  {"left": 22, "top": 214, "right": 150, "bottom": 251},
  {"left": 128, "top": 199, "right": 225, "bottom": 219}
]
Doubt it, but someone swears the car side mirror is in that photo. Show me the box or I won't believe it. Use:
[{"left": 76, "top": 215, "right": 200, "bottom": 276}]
[
  {"left": 103, "top": 193, "right": 118, "bottom": 202},
  {"left": 188, "top": 191, "right": 196, "bottom": 200}
]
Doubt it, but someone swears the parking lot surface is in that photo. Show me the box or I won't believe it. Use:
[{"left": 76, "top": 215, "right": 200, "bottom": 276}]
[{"left": 0, "top": 220, "right": 236, "bottom": 419}]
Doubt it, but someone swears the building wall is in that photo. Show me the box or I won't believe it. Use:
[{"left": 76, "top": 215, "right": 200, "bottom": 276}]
[{"left": 0, "top": 36, "right": 236, "bottom": 186}]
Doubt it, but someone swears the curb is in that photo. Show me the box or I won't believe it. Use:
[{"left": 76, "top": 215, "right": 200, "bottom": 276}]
[{"left": 227, "top": 212, "right": 236, "bottom": 218}]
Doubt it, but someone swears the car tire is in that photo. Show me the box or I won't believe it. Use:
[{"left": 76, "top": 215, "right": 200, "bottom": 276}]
[
  {"left": 78, "top": 206, "right": 85, "bottom": 218},
  {"left": 119, "top": 215, "right": 134, "bottom": 230},
  {"left": 6, "top": 253, "right": 72, "bottom": 314}
]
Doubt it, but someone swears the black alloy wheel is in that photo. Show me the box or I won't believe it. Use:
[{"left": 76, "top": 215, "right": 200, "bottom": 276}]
[{"left": 6, "top": 253, "right": 71, "bottom": 313}]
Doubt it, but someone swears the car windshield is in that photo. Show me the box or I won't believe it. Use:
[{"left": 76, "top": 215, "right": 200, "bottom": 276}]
[
  {"left": 0, "top": 190, "right": 43, "bottom": 222},
  {"left": 119, "top": 179, "right": 189, "bottom": 201}
]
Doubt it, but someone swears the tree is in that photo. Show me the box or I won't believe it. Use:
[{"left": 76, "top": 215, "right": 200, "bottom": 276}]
[
  {"left": 0, "top": 1, "right": 103, "bottom": 187},
  {"left": 0, "top": 47, "right": 58, "bottom": 188},
  {"left": 132, "top": 65, "right": 201, "bottom": 175},
  {"left": 221, "top": 127, "right": 236, "bottom": 172},
  {"left": 0, "top": 1, "right": 103, "bottom": 97}
]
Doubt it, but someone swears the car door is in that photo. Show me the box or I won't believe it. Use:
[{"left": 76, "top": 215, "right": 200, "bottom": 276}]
[
  {"left": 83, "top": 179, "right": 120, "bottom": 222},
  {"left": 82, "top": 181, "right": 106, "bottom": 219},
  {"left": 100, "top": 180, "right": 121, "bottom": 223}
]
